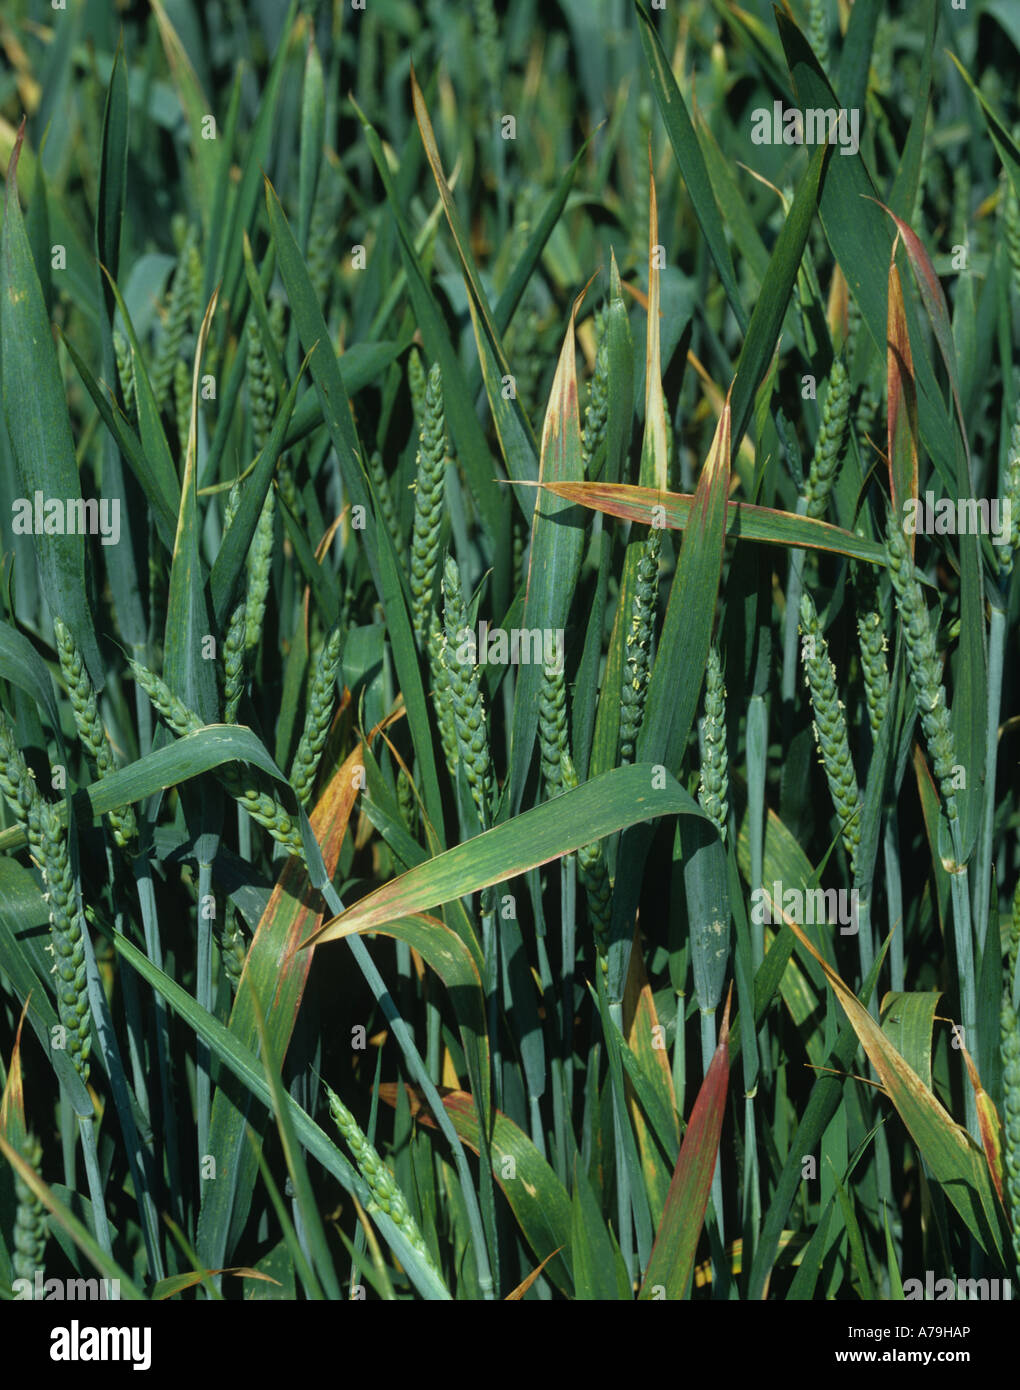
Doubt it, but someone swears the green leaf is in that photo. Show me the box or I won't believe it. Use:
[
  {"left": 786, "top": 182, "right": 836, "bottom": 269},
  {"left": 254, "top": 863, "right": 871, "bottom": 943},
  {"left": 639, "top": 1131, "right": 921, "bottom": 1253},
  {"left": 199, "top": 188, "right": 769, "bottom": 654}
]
[
  {"left": 637, "top": 391, "right": 731, "bottom": 772},
  {"left": 0, "top": 723, "right": 297, "bottom": 856},
  {"left": 508, "top": 292, "right": 588, "bottom": 811},
  {"left": 775, "top": 10, "right": 958, "bottom": 498},
  {"left": 682, "top": 819, "right": 731, "bottom": 1018},
  {"left": 298, "top": 35, "right": 325, "bottom": 254},
  {"left": 58, "top": 328, "right": 180, "bottom": 550},
  {"left": 880, "top": 991, "right": 941, "bottom": 1092},
  {"left": 1, "top": 126, "right": 102, "bottom": 686},
  {"left": 303, "top": 764, "right": 709, "bottom": 945},
  {"left": 209, "top": 359, "right": 305, "bottom": 628},
  {"left": 634, "top": 1, "right": 746, "bottom": 332},
  {"left": 868, "top": 199, "right": 987, "bottom": 861},
  {"left": 150, "top": 0, "right": 222, "bottom": 233},
  {"left": 349, "top": 98, "right": 505, "bottom": 547},
  {"left": 94, "top": 35, "right": 128, "bottom": 326},
  {"left": 165, "top": 294, "right": 219, "bottom": 726},
  {"left": 0, "top": 620, "right": 64, "bottom": 757},
  {"left": 730, "top": 143, "right": 828, "bottom": 447},
  {"left": 410, "top": 67, "right": 540, "bottom": 502},
  {"left": 571, "top": 1157, "right": 631, "bottom": 1299},
  {"left": 836, "top": 0, "right": 880, "bottom": 111},
  {"left": 214, "top": 1, "right": 300, "bottom": 315},
  {"left": 887, "top": 8, "right": 933, "bottom": 220},
  {"left": 948, "top": 52, "right": 1020, "bottom": 206},
  {"left": 246, "top": 974, "right": 343, "bottom": 1299},
  {"left": 98, "top": 266, "right": 182, "bottom": 537},
  {"left": 265, "top": 174, "right": 444, "bottom": 833}
]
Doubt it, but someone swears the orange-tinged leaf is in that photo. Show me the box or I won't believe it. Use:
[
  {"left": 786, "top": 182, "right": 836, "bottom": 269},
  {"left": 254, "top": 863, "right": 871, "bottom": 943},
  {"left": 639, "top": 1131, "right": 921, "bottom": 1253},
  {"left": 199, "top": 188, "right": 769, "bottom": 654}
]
[
  {"left": 867, "top": 198, "right": 972, "bottom": 485},
  {"left": 529, "top": 280, "right": 588, "bottom": 600},
  {"left": 912, "top": 743, "right": 950, "bottom": 936},
  {"left": 955, "top": 1033, "right": 1006, "bottom": 1208},
  {"left": 638, "top": 986, "right": 732, "bottom": 1299},
  {"left": 623, "top": 932, "right": 678, "bottom": 1224},
  {"left": 504, "top": 1248, "right": 565, "bottom": 1299},
  {"left": 976, "top": 1090, "right": 1005, "bottom": 1209},
  {"left": 623, "top": 932, "right": 678, "bottom": 1132},
  {"left": 643, "top": 152, "right": 668, "bottom": 493},
  {"left": 0, "top": 997, "right": 30, "bottom": 1154},
  {"left": 522, "top": 478, "right": 887, "bottom": 568},
  {"left": 777, "top": 904, "right": 1003, "bottom": 1256},
  {"left": 886, "top": 257, "right": 918, "bottom": 553},
  {"left": 238, "top": 742, "right": 364, "bottom": 1007},
  {"left": 151, "top": 1267, "right": 281, "bottom": 1299},
  {"left": 198, "top": 742, "right": 365, "bottom": 1267},
  {"left": 827, "top": 264, "right": 849, "bottom": 348}
]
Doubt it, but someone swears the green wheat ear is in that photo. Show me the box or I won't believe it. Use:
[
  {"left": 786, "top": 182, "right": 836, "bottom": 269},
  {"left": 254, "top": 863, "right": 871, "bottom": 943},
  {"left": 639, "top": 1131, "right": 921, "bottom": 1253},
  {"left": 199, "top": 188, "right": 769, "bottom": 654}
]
[
  {"left": 1000, "top": 996, "right": 1020, "bottom": 1269},
  {"left": 807, "top": 0, "right": 829, "bottom": 69},
  {"left": 173, "top": 356, "right": 191, "bottom": 454},
  {"left": 1007, "top": 879, "right": 1020, "bottom": 1008},
  {"left": 12, "top": 1133, "right": 47, "bottom": 1285},
  {"left": 410, "top": 362, "right": 448, "bottom": 645},
  {"left": 130, "top": 660, "right": 305, "bottom": 856},
  {"left": 698, "top": 644, "right": 728, "bottom": 840},
  {"left": 582, "top": 305, "right": 609, "bottom": 472},
  {"left": 999, "top": 404, "right": 1020, "bottom": 577},
  {"left": 857, "top": 609, "right": 890, "bottom": 743},
  {"left": 0, "top": 714, "right": 91, "bottom": 1084},
  {"left": 152, "top": 224, "right": 198, "bottom": 411},
  {"left": 246, "top": 311, "right": 276, "bottom": 454},
  {"left": 368, "top": 448, "right": 403, "bottom": 558},
  {"left": 113, "top": 329, "right": 135, "bottom": 417},
  {"left": 397, "top": 765, "right": 418, "bottom": 837},
  {"left": 561, "top": 752, "right": 612, "bottom": 976},
  {"left": 884, "top": 513, "right": 960, "bottom": 822},
  {"left": 222, "top": 599, "right": 247, "bottom": 724},
  {"left": 324, "top": 1081, "right": 441, "bottom": 1276},
  {"left": 245, "top": 486, "right": 276, "bottom": 655},
  {"left": 306, "top": 162, "right": 342, "bottom": 306},
  {"left": 427, "top": 614, "right": 460, "bottom": 780},
  {"left": 407, "top": 345, "right": 427, "bottom": 423},
  {"left": 441, "top": 556, "right": 493, "bottom": 827},
  {"left": 290, "top": 623, "right": 344, "bottom": 810},
  {"left": 218, "top": 907, "right": 247, "bottom": 994},
  {"left": 1005, "top": 176, "right": 1020, "bottom": 297},
  {"left": 804, "top": 356, "right": 849, "bottom": 521},
  {"left": 799, "top": 591, "right": 861, "bottom": 875},
  {"left": 53, "top": 616, "right": 136, "bottom": 848},
  {"left": 538, "top": 660, "right": 569, "bottom": 797},
  {"left": 619, "top": 527, "right": 660, "bottom": 764}
]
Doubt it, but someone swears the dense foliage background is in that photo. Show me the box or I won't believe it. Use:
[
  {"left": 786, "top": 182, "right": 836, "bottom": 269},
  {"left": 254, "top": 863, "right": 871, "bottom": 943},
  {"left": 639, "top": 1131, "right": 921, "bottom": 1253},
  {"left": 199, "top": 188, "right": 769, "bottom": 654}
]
[{"left": 1, "top": 0, "right": 1019, "bottom": 1305}]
